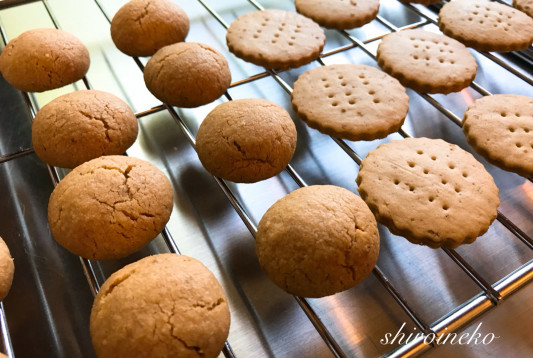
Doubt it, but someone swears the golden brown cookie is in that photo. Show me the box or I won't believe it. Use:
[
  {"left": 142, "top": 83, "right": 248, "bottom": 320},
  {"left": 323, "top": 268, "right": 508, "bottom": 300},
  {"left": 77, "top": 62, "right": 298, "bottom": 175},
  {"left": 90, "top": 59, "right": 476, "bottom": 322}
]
[
  {"left": 356, "top": 137, "right": 499, "bottom": 248},
  {"left": 32, "top": 90, "right": 138, "bottom": 169},
  {"left": 0, "top": 28, "right": 90, "bottom": 92},
  {"left": 291, "top": 64, "right": 409, "bottom": 141},
  {"left": 110, "top": 0, "right": 189, "bottom": 57},
  {"left": 48, "top": 155, "right": 173, "bottom": 260},
  {"left": 294, "top": 0, "right": 379, "bottom": 30},
  {"left": 438, "top": 0, "right": 533, "bottom": 52},
  {"left": 376, "top": 29, "right": 477, "bottom": 94},
  {"left": 0, "top": 237, "right": 14, "bottom": 301},
  {"left": 226, "top": 9, "right": 325, "bottom": 69},
  {"left": 514, "top": 0, "right": 533, "bottom": 18},
  {"left": 144, "top": 42, "right": 231, "bottom": 107},
  {"left": 90, "top": 254, "right": 230, "bottom": 358},
  {"left": 256, "top": 185, "right": 379, "bottom": 298},
  {"left": 462, "top": 94, "right": 533, "bottom": 177},
  {"left": 196, "top": 99, "right": 297, "bottom": 183}
]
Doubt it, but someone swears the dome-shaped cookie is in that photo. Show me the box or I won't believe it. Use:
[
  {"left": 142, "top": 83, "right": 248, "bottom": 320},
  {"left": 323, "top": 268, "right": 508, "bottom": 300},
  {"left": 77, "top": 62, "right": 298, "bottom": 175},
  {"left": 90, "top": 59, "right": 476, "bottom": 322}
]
[
  {"left": 0, "top": 28, "right": 90, "bottom": 92},
  {"left": 144, "top": 42, "right": 231, "bottom": 108},
  {"left": 295, "top": 0, "right": 379, "bottom": 30},
  {"left": 0, "top": 237, "right": 14, "bottom": 301},
  {"left": 90, "top": 254, "right": 230, "bottom": 358},
  {"left": 32, "top": 90, "right": 138, "bottom": 168},
  {"left": 111, "top": 0, "right": 189, "bottom": 57},
  {"left": 256, "top": 185, "right": 380, "bottom": 298},
  {"left": 48, "top": 155, "right": 173, "bottom": 260}
]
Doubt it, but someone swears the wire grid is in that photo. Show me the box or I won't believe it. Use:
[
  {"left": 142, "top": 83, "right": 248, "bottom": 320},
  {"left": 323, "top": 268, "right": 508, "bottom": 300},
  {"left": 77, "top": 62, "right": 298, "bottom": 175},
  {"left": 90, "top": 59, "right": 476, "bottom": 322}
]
[{"left": 0, "top": 0, "right": 531, "bottom": 357}]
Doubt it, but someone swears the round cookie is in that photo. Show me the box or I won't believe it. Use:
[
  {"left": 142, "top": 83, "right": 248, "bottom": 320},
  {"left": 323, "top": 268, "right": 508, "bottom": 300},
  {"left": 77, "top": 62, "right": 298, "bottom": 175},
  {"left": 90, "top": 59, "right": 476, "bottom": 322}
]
[
  {"left": 226, "top": 9, "right": 325, "bottom": 69},
  {"left": 111, "top": 0, "right": 189, "bottom": 57},
  {"left": 514, "top": 0, "right": 533, "bottom": 18},
  {"left": 90, "top": 254, "right": 230, "bottom": 358},
  {"left": 32, "top": 90, "right": 138, "bottom": 169},
  {"left": 291, "top": 64, "right": 409, "bottom": 141},
  {"left": 294, "top": 0, "right": 379, "bottom": 30},
  {"left": 256, "top": 185, "right": 380, "bottom": 298},
  {"left": 196, "top": 99, "right": 297, "bottom": 183},
  {"left": 144, "top": 42, "right": 231, "bottom": 107},
  {"left": 0, "top": 237, "right": 14, "bottom": 301},
  {"left": 48, "top": 155, "right": 173, "bottom": 260},
  {"left": 0, "top": 28, "right": 90, "bottom": 92},
  {"left": 438, "top": 0, "right": 533, "bottom": 52},
  {"left": 462, "top": 94, "right": 533, "bottom": 177},
  {"left": 356, "top": 137, "right": 500, "bottom": 249},
  {"left": 376, "top": 29, "right": 477, "bottom": 94}
]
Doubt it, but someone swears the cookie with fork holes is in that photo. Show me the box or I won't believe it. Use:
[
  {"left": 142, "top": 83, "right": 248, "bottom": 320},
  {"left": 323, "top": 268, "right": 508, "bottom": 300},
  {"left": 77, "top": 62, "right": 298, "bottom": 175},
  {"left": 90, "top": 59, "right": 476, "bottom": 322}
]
[
  {"left": 514, "top": 0, "right": 533, "bottom": 18},
  {"left": 294, "top": 0, "right": 379, "bottom": 30}
]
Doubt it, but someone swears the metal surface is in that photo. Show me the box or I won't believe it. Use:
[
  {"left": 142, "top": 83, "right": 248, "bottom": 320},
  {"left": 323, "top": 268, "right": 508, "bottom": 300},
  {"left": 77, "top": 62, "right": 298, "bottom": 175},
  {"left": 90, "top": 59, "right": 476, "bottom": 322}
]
[{"left": 0, "top": 0, "right": 532, "bottom": 357}]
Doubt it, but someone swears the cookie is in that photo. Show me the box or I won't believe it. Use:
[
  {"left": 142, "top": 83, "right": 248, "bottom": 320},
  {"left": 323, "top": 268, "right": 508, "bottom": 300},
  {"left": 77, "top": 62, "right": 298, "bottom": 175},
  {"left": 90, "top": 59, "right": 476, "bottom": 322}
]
[
  {"left": 291, "top": 64, "right": 409, "bottom": 141},
  {"left": 144, "top": 42, "right": 231, "bottom": 108},
  {"left": 0, "top": 237, "right": 14, "bottom": 301},
  {"left": 48, "top": 155, "right": 173, "bottom": 260},
  {"left": 32, "top": 90, "right": 138, "bottom": 169},
  {"left": 256, "top": 185, "right": 379, "bottom": 298},
  {"left": 226, "top": 9, "right": 325, "bottom": 69},
  {"left": 0, "top": 28, "right": 90, "bottom": 92},
  {"left": 294, "top": 0, "right": 379, "bottom": 30},
  {"left": 462, "top": 94, "right": 533, "bottom": 177},
  {"left": 376, "top": 29, "right": 477, "bottom": 94},
  {"left": 196, "top": 99, "right": 297, "bottom": 183},
  {"left": 90, "top": 254, "right": 230, "bottom": 358},
  {"left": 438, "top": 0, "right": 533, "bottom": 52},
  {"left": 514, "top": 0, "right": 533, "bottom": 18},
  {"left": 111, "top": 0, "right": 189, "bottom": 57},
  {"left": 356, "top": 137, "right": 500, "bottom": 248}
]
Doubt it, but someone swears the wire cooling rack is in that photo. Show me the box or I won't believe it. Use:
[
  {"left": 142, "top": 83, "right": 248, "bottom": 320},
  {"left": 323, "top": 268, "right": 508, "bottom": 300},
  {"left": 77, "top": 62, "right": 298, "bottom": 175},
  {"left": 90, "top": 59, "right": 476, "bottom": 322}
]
[{"left": 0, "top": 0, "right": 532, "bottom": 357}]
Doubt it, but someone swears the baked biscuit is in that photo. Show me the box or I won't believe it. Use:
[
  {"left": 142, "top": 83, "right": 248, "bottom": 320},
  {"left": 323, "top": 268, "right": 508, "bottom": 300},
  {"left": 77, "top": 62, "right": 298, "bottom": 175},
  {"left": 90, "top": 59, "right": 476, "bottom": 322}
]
[
  {"left": 48, "top": 155, "right": 173, "bottom": 260},
  {"left": 144, "top": 42, "right": 231, "bottom": 107},
  {"left": 111, "top": 0, "right": 189, "bottom": 57},
  {"left": 256, "top": 185, "right": 379, "bottom": 298},
  {"left": 356, "top": 137, "right": 499, "bottom": 248},
  {"left": 295, "top": 0, "right": 379, "bottom": 30},
  {"left": 196, "top": 99, "right": 297, "bottom": 183},
  {"left": 514, "top": 0, "right": 533, "bottom": 18},
  {"left": 291, "top": 64, "right": 409, "bottom": 141},
  {"left": 226, "top": 9, "right": 325, "bottom": 69},
  {"left": 438, "top": 0, "right": 533, "bottom": 52},
  {"left": 0, "top": 28, "right": 90, "bottom": 92},
  {"left": 90, "top": 254, "right": 230, "bottom": 358},
  {"left": 32, "top": 90, "right": 138, "bottom": 168},
  {"left": 463, "top": 94, "right": 533, "bottom": 177},
  {"left": 0, "top": 237, "right": 14, "bottom": 301},
  {"left": 376, "top": 29, "right": 477, "bottom": 94}
]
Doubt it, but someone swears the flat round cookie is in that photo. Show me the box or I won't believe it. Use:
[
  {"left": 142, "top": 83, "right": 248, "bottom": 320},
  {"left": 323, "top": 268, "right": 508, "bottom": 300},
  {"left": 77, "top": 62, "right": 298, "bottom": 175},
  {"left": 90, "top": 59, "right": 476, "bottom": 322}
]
[
  {"left": 376, "top": 29, "right": 477, "bottom": 94},
  {"left": 0, "top": 28, "right": 90, "bottom": 92},
  {"left": 111, "top": 0, "right": 189, "bottom": 57},
  {"left": 291, "top": 64, "right": 409, "bottom": 141},
  {"left": 438, "top": 0, "right": 533, "bottom": 52},
  {"left": 196, "top": 99, "right": 297, "bottom": 183},
  {"left": 463, "top": 94, "right": 533, "bottom": 177},
  {"left": 144, "top": 42, "right": 231, "bottom": 107},
  {"left": 226, "top": 9, "right": 325, "bottom": 69},
  {"left": 514, "top": 0, "right": 533, "bottom": 18},
  {"left": 356, "top": 138, "right": 499, "bottom": 248},
  {"left": 0, "top": 237, "right": 14, "bottom": 301},
  {"left": 90, "top": 254, "right": 230, "bottom": 358},
  {"left": 32, "top": 90, "right": 138, "bottom": 168},
  {"left": 295, "top": 0, "right": 379, "bottom": 30},
  {"left": 256, "top": 185, "right": 379, "bottom": 298},
  {"left": 48, "top": 155, "right": 173, "bottom": 260}
]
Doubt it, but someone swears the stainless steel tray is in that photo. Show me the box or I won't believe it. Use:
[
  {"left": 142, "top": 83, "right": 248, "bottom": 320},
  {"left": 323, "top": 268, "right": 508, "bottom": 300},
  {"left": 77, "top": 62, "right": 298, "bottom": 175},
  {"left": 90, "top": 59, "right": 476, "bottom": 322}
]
[{"left": 0, "top": 0, "right": 532, "bottom": 357}]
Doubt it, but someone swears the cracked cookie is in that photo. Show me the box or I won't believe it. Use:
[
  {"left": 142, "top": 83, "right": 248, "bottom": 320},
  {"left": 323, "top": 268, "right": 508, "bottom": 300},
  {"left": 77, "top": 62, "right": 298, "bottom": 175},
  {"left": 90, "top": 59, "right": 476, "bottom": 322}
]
[
  {"left": 0, "top": 28, "right": 90, "bottom": 92},
  {"left": 111, "top": 0, "right": 189, "bottom": 57},
  {"left": 32, "top": 90, "right": 138, "bottom": 168},
  {"left": 48, "top": 155, "right": 173, "bottom": 260},
  {"left": 294, "top": 0, "right": 379, "bottom": 30},
  {"left": 256, "top": 185, "right": 379, "bottom": 298},
  {"left": 90, "top": 253, "right": 230, "bottom": 358},
  {"left": 196, "top": 98, "right": 297, "bottom": 183},
  {"left": 356, "top": 137, "right": 500, "bottom": 248},
  {"left": 0, "top": 237, "right": 14, "bottom": 301},
  {"left": 143, "top": 42, "right": 231, "bottom": 108}
]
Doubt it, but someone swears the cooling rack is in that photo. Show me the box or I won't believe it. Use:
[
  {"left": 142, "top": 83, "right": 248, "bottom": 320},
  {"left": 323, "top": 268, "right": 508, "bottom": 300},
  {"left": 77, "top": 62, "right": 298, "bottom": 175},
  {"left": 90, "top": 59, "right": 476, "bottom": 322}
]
[{"left": 0, "top": 0, "right": 532, "bottom": 357}]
